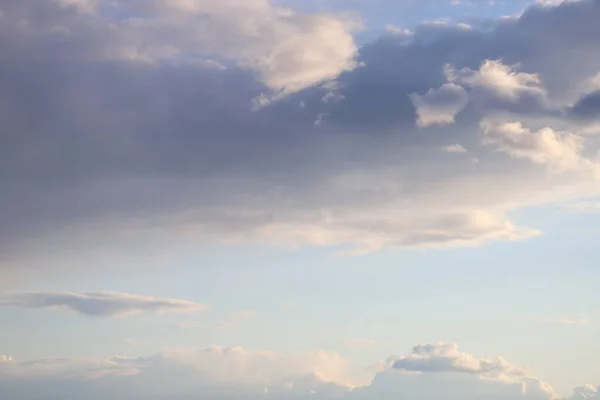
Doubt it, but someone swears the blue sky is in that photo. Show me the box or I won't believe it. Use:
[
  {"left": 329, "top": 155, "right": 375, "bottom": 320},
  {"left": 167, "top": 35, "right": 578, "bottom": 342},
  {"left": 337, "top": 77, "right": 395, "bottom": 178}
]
[
  {"left": 277, "top": 0, "right": 534, "bottom": 38},
  {"left": 6, "top": 208, "right": 600, "bottom": 394},
  {"left": 2, "top": 1, "right": 600, "bottom": 399}
]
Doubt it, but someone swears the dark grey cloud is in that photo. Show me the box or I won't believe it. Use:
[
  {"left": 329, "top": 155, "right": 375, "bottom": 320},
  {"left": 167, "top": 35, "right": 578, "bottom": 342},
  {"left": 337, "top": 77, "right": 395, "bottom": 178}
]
[
  {"left": 3, "top": 0, "right": 600, "bottom": 274},
  {"left": 0, "top": 292, "right": 207, "bottom": 317},
  {"left": 570, "top": 91, "right": 600, "bottom": 120}
]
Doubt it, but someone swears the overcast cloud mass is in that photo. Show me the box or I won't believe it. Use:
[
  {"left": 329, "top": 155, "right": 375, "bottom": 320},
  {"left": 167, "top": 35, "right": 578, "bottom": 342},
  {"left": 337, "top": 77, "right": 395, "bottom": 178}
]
[
  {"left": 2, "top": 0, "right": 600, "bottom": 398},
  {"left": 3, "top": 0, "right": 600, "bottom": 267}
]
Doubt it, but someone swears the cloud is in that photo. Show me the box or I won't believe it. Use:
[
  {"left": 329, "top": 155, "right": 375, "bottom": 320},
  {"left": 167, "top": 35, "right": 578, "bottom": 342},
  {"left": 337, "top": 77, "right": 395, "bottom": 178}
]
[
  {"left": 5, "top": 0, "right": 600, "bottom": 274},
  {"left": 0, "top": 345, "right": 355, "bottom": 400},
  {"left": 442, "top": 144, "right": 469, "bottom": 153},
  {"left": 55, "top": 0, "right": 360, "bottom": 94},
  {"left": 0, "top": 292, "right": 207, "bottom": 317},
  {"left": 571, "top": 385, "right": 599, "bottom": 400},
  {"left": 2, "top": 341, "right": 596, "bottom": 399},
  {"left": 481, "top": 121, "right": 599, "bottom": 174},
  {"left": 447, "top": 59, "right": 547, "bottom": 104},
  {"left": 389, "top": 342, "right": 527, "bottom": 377},
  {"left": 410, "top": 82, "right": 469, "bottom": 127},
  {"left": 566, "top": 201, "right": 600, "bottom": 212},
  {"left": 570, "top": 90, "right": 600, "bottom": 121},
  {"left": 385, "top": 25, "right": 414, "bottom": 37}
]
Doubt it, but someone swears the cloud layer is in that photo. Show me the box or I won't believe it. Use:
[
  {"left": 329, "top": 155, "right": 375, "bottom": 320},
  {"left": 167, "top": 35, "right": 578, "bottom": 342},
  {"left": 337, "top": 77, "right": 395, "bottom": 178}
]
[
  {"left": 0, "top": 292, "right": 207, "bottom": 317},
  {"left": 0, "top": 342, "right": 594, "bottom": 399},
  {"left": 4, "top": 0, "right": 600, "bottom": 274}
]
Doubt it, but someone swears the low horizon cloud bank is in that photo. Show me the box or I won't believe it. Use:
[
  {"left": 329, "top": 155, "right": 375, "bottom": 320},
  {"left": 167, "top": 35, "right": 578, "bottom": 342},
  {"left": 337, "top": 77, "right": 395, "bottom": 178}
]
[{"left": 0, "top": 342, "right": 596, "bottom": 399}]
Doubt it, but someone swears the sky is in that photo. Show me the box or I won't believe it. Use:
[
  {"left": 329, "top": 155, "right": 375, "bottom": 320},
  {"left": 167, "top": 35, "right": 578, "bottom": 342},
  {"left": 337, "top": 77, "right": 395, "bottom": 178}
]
[{"left": 2, "top": 0, "right": 600, "bottom": 399}]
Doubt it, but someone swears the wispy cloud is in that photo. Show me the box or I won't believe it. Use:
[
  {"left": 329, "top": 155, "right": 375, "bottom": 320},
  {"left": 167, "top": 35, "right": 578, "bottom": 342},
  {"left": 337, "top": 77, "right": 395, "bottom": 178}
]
[
  {"left": 565, "top": 201, "right": 600, "bottom": 213},
  {"left": 441, "top": 144, "right": 468, "bottom": 153},
  {"left": 0, "top": 292, "right": 208, "bottom": 318}
]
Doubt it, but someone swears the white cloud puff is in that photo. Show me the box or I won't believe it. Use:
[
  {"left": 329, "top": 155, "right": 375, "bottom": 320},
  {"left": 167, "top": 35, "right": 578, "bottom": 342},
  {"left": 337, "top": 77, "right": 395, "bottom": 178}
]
[
  {"left": 389, "top": 342, "right": 527, "bottom": 377},
  {"left": 55, "top": 0, "right": 361, "bottom": 94},
  {"left": 410, "top": 83, "right": 469, "bottom": 127},
  {"left": 481, "top": 121, "right": 600, "bottom": 175},
  {"left": 447, "top": 60, "right": 547, "bottom": 103}
]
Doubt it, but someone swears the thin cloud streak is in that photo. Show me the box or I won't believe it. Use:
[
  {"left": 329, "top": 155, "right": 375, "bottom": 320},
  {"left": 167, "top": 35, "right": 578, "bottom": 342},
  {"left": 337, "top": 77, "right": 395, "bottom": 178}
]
[{"left": 0, "top": 292, "right": 208, "bottom": 318}]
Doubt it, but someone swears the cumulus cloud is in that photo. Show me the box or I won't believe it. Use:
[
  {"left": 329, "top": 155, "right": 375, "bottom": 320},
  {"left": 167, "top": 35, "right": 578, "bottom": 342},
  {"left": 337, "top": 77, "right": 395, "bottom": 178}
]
[
  {"left": 447, "top": 59, "right": 547, "bottom": 103},
  {"left": 1, "top": 342, "right": 595, "bottom": 399},
  {"left": 570, "top": 385, "right": 599, "bottom": 400},
  {"left": 389, "top": 342, "right": 527, "bottom": 377},
  {"left": 0, "top": 292, "right": 207, "bottom": 317},
  {"left": 0, "top": 345, "right": 355, "bottom": 400},
  {"left": 0, "top": 355, "right": 13, "bottom": 363},
  {"left": 5, "top": 0, "right": 600, "bottom": 274},
  {"left": 54, "top": 0, "right": 360, "bottom": 94},
  {"left": 410, "top": 82, "right": 469, "bottom": 127},
  {"left": 481, "top": 121, "right": 599, "bottom": 174}
]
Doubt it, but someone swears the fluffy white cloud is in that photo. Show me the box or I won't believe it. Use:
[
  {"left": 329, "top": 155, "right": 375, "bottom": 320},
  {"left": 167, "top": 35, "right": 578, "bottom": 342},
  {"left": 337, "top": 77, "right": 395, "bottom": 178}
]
[
  {"left": 447, "top": 59, "right": 547, "bottom": 103},
  {"left": 1, "top": 342, "right": 595, "bottom": 399},
  {"left": 0, "top": 345, "right": 355, "bottom": 399},
  {"left": 0, "top": 292, "right": 207, "bottom": 317},
  {"left": 481, "top": 121, "right": 600, "bottom": 175},
  {"left": 389, "top": 342, "right": 527, "bottom": 377},
  {"left": 51, "top": 0, "right": 361, "bottom": 94},
  {"left": 410, "top": 83, "right": 469, "bottom": 127},
  {"left": 570, "top": 385, "right": 599, "bottom": 400}
]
